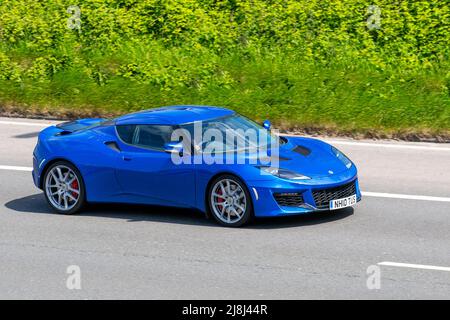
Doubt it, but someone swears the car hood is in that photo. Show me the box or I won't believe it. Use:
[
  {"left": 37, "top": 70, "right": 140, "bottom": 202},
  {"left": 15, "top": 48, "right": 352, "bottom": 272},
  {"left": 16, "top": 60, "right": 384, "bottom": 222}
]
[{"left": 245, "top": 136, "right": 350, "bottom": 179}]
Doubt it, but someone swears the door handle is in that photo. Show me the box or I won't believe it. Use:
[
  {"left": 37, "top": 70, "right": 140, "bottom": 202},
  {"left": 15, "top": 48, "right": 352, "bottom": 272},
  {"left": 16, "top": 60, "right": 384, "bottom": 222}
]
[{"left": 122, "top": 156, "right": 132, "bottom": 161}]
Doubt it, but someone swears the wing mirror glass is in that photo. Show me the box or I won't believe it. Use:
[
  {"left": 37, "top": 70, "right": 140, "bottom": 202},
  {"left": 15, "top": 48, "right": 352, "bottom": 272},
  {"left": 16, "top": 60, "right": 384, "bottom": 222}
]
[
  {"left": 164, "top": 141, "right": 184, "bottom": 156},
  {"left": 263, "top": 120, "right": 271, "bottom": 130}
]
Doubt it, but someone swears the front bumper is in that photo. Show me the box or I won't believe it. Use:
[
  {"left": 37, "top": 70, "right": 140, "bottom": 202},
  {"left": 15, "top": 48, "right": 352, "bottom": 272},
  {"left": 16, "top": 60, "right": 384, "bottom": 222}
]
[{"left": 248, "top": 172, "right": 361, "bottom": 217}]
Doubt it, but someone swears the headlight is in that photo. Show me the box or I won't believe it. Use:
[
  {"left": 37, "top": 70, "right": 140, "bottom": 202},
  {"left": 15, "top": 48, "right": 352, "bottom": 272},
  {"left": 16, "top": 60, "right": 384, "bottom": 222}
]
[
  {"left": 331, "top": 146, "right": 352, "bottom": 169},
  {"left": 258, "top": 166, "right": 311, "bottom": 180}
]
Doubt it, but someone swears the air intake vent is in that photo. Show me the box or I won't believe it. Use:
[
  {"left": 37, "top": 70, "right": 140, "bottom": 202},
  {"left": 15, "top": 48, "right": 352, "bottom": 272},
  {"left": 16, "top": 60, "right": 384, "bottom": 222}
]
[
  {"left": 274, "top": 192, "right": 305, "bottom": 207},
  {"left": 293, "top": 145, "right": 311, "bottom": 156},
  {"left": 55, "top": 130, "right": 72, "bottom": 136},
  {"left": 56, "top": 121, "right": 86, "bottom": 132}
]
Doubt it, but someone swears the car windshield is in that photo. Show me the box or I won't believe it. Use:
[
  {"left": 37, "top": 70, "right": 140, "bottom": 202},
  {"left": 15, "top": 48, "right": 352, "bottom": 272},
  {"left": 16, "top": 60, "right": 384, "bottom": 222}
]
[{"left": 180, "top": 115, "right": 283, "bottom": 154}]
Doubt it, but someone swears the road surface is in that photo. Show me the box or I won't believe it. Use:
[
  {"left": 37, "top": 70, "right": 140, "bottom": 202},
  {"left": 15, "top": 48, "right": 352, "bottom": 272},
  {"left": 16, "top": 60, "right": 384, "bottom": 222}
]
[{"left": 0, "top": 117, "right": 449, "bottom": 299}]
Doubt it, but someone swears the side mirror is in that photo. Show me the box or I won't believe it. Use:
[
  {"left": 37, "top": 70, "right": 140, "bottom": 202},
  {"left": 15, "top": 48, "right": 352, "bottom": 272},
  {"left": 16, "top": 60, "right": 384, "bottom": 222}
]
[
  {"left": 263, "top": 120, "right": 271, "bottom": 130},
  {"left": 164, "top": 141, "right": 184, "bottom": 156}
]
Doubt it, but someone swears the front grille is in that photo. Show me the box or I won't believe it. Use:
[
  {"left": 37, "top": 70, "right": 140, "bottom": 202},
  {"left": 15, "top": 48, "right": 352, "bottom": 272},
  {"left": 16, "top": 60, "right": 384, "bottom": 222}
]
[
  {"left": 274, "top": 193, "right": 305, "bottom": 207},
  {"left": 312, "top": 181, "right": 356, "bottom": 209}
]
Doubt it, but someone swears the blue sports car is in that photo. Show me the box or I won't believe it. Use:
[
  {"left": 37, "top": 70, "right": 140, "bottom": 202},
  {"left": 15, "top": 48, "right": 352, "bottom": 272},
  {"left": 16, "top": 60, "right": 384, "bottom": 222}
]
[{"left": 32, "top": 105, "right": 361, "bottom": 227}]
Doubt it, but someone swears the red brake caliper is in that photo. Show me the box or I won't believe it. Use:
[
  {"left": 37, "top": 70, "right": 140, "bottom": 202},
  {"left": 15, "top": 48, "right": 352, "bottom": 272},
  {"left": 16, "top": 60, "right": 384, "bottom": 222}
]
[
  {"left": 217, "top": 188, "right": 223, "bottom": 211},
  {"left": 71, "top": 179, "right": 79, "bottom": 198}
]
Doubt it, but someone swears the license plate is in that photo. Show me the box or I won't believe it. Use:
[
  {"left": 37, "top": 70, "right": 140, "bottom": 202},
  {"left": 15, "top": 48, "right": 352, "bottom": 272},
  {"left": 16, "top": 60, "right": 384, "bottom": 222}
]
[{"left": 330, "top": 194, "right": 357, "bottom": 210}]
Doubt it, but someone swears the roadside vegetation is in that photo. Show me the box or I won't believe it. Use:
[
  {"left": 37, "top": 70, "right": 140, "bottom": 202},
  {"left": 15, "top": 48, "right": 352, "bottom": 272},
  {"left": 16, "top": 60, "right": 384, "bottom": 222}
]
[{"left": 0, "top": 0, "right": 449, "bottom": 139}]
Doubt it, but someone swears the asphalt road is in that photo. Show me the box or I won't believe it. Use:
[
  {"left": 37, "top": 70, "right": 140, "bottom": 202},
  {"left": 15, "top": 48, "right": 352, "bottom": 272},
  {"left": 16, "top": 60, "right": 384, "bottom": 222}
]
[{"left": 0, "top": 117, "right": 449, "bottom": 299}]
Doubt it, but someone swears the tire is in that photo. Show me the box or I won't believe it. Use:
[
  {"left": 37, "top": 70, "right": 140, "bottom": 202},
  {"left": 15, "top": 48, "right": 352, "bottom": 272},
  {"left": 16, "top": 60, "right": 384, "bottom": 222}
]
[
  {"left": 43, "top": 161, "right": 85, "bottom": 214},
  {"left": 207, "top": 174, "right": 253, "bottom": 227}
]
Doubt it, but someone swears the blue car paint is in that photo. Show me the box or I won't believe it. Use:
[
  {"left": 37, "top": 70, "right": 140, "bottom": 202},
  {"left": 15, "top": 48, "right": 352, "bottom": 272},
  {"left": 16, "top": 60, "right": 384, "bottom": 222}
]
[{"left": 33, "top": 105, "right": 361, "bottom": 217}]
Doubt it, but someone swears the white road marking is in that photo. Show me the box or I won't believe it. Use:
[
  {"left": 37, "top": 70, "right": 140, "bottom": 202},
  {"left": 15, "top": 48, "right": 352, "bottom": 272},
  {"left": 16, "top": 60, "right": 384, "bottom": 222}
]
[
  {"left": 0, "top": 165, "right": 33, "bottom": 171},
  {"left": 378, "top": 261, "right": 450, "bottom": 272},
  {"left": 362, "top": 191, "right": 450, "bottom": 203},
  {"left": 325, "top": 140, "right": 450, "bottom": 152},
  {"left": 281, "top": 133, "right": 450, "bottom": 150},
  {"left": 0, "top": 120, "right": 54, "bottom": 127}
]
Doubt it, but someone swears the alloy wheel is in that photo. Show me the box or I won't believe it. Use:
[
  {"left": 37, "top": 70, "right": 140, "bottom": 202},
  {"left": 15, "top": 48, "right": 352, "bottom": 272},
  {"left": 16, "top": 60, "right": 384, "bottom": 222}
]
[
  {"left": 45, "top": 165, "right": 81, "bottom": 211},
  {"left": 210, "top": 178, "right": 247, "bottom": 224}
]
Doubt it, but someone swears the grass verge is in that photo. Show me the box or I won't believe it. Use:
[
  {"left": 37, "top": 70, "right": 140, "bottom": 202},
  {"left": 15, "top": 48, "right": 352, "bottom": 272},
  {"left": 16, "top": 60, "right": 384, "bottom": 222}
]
[{"left": 1, "top": 44, "right": 449, "bottom": 141}]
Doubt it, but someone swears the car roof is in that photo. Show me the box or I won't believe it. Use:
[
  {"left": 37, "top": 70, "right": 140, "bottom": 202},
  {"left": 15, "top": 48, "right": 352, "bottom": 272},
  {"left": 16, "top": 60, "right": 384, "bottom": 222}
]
[{"left": 115, "top": 105, "right": 235, "bottom": 126}]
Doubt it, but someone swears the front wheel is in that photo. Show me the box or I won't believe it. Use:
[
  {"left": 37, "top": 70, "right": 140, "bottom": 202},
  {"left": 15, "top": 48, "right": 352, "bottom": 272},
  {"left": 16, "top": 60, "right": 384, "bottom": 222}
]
[
  {"left": 43, "top": 161, "right": 85, "bottom": 214},
  {"left": 208, "top": 175, "right": 253, "bottom": 227}
]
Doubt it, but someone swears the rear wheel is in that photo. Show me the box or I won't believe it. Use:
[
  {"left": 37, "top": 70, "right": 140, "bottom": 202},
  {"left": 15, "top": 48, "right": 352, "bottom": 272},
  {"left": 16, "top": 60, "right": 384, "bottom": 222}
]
[
  {"left": 43, "top": 161, "right": 85, "bottom": 214},
  {"left": 208, "top": 175, "right": 253, "bottom": 227}
]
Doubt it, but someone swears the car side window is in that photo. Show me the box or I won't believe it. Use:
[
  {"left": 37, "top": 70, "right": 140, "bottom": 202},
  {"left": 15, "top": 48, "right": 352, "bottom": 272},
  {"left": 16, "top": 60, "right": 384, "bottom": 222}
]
[
  {"left": 117, "top": 124, "right": 175, "bottom": 151},
  {"left": 116, "top": 125, "right": 137, "bottom": 144}
]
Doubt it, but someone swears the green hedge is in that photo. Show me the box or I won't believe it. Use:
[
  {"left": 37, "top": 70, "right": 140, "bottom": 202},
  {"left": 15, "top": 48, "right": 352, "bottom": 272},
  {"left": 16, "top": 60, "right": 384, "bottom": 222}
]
[{"left": 0, "top": 0, "right": 449, "bottom": 135}]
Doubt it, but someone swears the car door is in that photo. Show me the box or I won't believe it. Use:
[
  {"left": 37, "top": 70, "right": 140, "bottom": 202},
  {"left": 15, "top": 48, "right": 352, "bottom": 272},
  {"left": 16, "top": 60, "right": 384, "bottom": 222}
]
[{"left": 114, "top": 124, "right": 196, "bottom": 207}]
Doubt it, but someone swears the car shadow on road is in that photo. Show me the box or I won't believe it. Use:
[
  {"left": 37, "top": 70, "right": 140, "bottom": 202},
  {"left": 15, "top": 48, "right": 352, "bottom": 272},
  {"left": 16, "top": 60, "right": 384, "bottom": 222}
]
[
  {"left": 12, "top": 131, "right": 40, "bottom": 138},
  {"left": 5, "top": 193, "right": 354, "bottom": 229},
  {"left": 250, "top": 208, "right": 354, "bottom": 229}
]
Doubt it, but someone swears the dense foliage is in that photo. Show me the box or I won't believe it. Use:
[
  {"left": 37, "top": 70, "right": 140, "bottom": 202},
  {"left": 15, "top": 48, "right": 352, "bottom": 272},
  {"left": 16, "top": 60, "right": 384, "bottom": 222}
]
[{"left": 0, "top": 0, "right": 449, "bottom": 136}]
